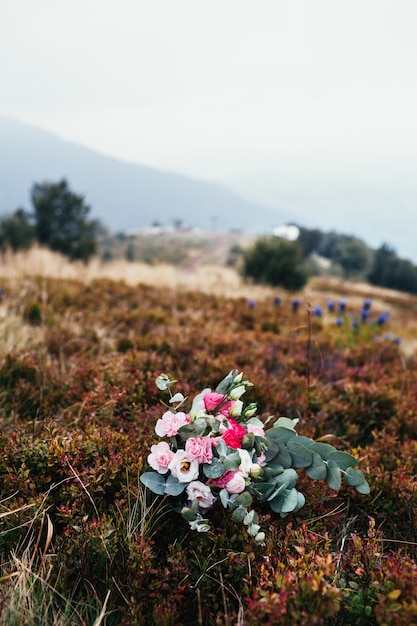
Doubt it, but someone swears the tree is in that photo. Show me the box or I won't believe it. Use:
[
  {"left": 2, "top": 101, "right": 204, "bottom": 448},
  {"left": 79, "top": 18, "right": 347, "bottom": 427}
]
[
  {"left": 31, "top": 179, "right": 98, "bottom": 261},
  {"left": 0, "top": 208, "right": 35, "bottom": 252},
  {"left": 333, "top": 239, "right": 372, "bottom": 278},
  {"left": 242, "top": 237, "right": 308, "bottom": 290}
]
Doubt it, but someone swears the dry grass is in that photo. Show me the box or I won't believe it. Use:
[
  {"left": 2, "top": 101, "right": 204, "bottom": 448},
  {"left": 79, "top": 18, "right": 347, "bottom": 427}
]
[{"left": 1, "top": 245, "right": 417, "bottom": 356}]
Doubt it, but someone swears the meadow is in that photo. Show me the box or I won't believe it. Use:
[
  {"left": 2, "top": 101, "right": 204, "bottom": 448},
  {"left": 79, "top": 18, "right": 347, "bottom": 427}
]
[{"left": 0, "top": 246, "right": 416, "bottom": 625}]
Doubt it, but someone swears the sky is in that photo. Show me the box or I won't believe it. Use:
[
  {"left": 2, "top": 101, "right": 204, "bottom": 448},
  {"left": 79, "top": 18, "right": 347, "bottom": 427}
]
[{"left": 2, "top": 0, "right": 417, "bottom": 255}]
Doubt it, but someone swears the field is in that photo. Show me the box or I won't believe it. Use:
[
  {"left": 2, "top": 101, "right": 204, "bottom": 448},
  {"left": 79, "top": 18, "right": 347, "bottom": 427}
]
[{"left": 0, "top": 246, "right": 416, "bottom": 625}]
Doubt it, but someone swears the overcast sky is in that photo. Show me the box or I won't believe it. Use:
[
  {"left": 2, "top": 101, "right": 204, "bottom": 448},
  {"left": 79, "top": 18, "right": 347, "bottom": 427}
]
[{"left": 2, "top": 0, "right": 417, "bottom": 184}]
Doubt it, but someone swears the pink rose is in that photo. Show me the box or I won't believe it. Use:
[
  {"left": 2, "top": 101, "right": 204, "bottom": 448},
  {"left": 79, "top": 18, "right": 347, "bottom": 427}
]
[
  {"left": 155, "top": 411, "right": 190, "bottom": 437},
  {"left": 168, "top": 450, "right": 199, "bottom": 483},
  {"left": 185, "top": 436, "right": 213, "bottom": 463},
  {"left": 186, "top": 480, "right": 216, "bottom": 509},
  {"left": 203, "top": 392, "right": 234, "bottom": 417},
  {"left": 225, "top": 472, "right": 246, "bottom": 494},
  {"left": 247, "top": 424, "right": 265, "bottom": 438},
  {"left": 147, "top": 441, "right": 174, "bottom": 474},
  {"left": 209, "top": 470, "right": 237, "bottom": 489},
  {"left": 221, "top": 419, "right": 246, "bottom": 449}
]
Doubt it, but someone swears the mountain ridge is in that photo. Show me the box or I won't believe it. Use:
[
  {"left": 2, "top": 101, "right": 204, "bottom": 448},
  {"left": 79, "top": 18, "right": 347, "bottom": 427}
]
[{"left": 0, "top": 116, "right": 290, "bottom": 234}]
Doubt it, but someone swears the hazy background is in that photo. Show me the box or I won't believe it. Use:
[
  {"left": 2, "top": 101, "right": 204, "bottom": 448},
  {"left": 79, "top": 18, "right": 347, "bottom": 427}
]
[{"left": 1, "top": 0, "right": 417, "bottom": 260}]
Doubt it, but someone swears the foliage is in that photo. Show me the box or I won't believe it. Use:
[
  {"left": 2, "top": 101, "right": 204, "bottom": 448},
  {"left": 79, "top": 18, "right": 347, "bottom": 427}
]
[
  {"left": 242, "top": 237, "right": 308, "bottom": 289},
  {"left": 0, "top": 275, "right": 416, "bottom": 624},
  {"left": 0, "top": 208, "right": 35, "bottom": 252},
  {"left": 141, "top": 371, "right": 368, "bottom": 545},
  {"left": 31, "top": 179, "right": 99, "bottom": 262}
]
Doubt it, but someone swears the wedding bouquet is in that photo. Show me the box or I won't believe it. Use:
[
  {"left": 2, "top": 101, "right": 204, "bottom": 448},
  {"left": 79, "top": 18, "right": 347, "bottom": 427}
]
[{"left": 140, "top": 370, "right": 369, "bottom": 544}]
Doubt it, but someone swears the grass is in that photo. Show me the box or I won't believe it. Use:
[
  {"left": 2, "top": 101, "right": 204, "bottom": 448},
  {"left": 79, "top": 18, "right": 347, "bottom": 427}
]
[{"left": 0, "top": 245, "right": 416, "bottom": 624}]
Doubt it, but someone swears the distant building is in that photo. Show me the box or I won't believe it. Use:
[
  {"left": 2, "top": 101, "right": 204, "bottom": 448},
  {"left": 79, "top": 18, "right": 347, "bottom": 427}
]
[{"left": 272, "top": 224, "right": 300, "bottom": 241}]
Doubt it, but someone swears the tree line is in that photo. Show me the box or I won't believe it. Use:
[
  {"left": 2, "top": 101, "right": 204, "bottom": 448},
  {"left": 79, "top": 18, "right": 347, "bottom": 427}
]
[
  {"left": 2, "top": 178, "right": 417, "bottom": 295},
  {"left": 242, "top": 227, "right": 417, "bottom": 294}
]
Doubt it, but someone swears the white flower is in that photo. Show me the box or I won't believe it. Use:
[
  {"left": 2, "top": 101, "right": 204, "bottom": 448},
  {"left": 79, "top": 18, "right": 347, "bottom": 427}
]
[
  {"left": 168, "top": 450, "right": 199, "bottom": 483},
  {"left": 237, "top": 449, "right": 254, "bottom": 476},
  {"left": 228, "top": 400, "right": 243, "bottom": 417},
  {"left": 189, "top": 515, "right": 210, "bottom": 532},
  {"left": 229, "top": 385, "right": 246, "bottom": 400},
  {"left": 186, "top": 480, "right": 216, "bottom": 509}
]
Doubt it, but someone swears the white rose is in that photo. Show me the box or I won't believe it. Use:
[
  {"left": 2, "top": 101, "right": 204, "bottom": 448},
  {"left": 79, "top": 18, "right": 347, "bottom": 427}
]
[
  {"left": 237, "top": 448, "right": 254, "bottom": 476},
  {"left": 186, "top": 480, "right": 216, "bottom": 509},
  {"left": 168, "top": 450, "right": 199, "bottom": 483},
  {"left": 228, "top": 400, "right": 243, "bottom": 417}
]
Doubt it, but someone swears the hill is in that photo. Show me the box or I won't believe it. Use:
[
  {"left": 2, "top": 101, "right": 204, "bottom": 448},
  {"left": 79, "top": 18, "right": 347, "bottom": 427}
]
[{"left": 0, "top": 116, "right": 289, "bottom": 234}]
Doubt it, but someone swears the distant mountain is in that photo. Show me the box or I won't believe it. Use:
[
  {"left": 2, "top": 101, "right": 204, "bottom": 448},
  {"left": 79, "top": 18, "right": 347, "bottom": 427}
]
[{"left": 0, "top": 116, "right": 290, "bottom": 234}]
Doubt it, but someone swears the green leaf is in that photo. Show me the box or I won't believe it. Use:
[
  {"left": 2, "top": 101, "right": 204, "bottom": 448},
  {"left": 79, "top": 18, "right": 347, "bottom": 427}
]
[
  {"left": 273, "top": 440, "right": 292, "bottom": 468},
  {"left": 216, "top": 369, "right": 239, "bottom": 394},
  {"left": 251, "top": 482, "right": 275, "bottom": 501},
  {"left": 273, "top": 417, "right": 299, "bottom": 431},
  {"left": 326, "top": 460, "right": 342, "bottom": 491},
  {"left": 344, "top": 467, "right": 367, "bottom": 487},
  {"left": 156, "top": 374, "right": 175, "bottom": 390},
  {"left": 281, "top": 488, "right": 299, "bottom": 513},
  {"left": 309, "top": 442, "right": 337, "bottom": 460},
  {"left": 202, "top": 457, "right": 225, "bottom": 479},
  {"left": 165, "top": 474, "right": 187, "bottom": 496},
  {"left": 355, "top": 480, "right": 371, "bottom": 495},
  {"left": 295, "top": 435, "right": 314, "bottom": 447},
  {"left": 193, "top": 418, "right": 209, "bottom": 436},
  {"left": 287, "top": 440, "right": 313, "bottom": 468},
  {"left": 223, "top": 451, "right": 242, "bottom": 471},
  {"left": 232, "top": 507, "right": 247, "bottom": 523},
  {"left": 305, "top": 452, "right": 327, "bottom": 480},
  {"left": 327, "top": 450, "right": 358, "bottom": 469},
  {"left": 234, "top": 491, "right": 253, "bottom": 508},
  {"left": 267, "top": 480, "right": 290, "bottom": 501},
  {"left": 294, "top": 490, "right": 306, "bottom": 512},
  {"left": 140, "top": 472, "right": 166, "bottom": 495},
  {"left": 267, "top": 426, "right": 297, "bottom": 445},
  {"left": 181, "top": 506, "right": 198, "bottom": 522},
  {"left": 262, "top": 465, "right": 285, "bottom": 480},
  {"left": 177, "top": 424, "right": 197, "bottom": 440}
]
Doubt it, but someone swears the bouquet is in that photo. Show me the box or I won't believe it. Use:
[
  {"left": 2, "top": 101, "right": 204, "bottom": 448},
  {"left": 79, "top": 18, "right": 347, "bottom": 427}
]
[{"left": 140, "top": 370, "right": 369, "bottom": 544}]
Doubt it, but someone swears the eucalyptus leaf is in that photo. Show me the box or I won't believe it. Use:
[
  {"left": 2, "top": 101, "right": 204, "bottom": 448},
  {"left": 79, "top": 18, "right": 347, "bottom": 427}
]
[
  {"left": 202, "top": 458, "right": 225, "bottom": 479},
  {"left": 267, "top": 426, "right": 297, "bottom": 445},
  {"left": 294, "top": 490, "right": 306, "bottom": 512},
  {"left": 327, "top": 450, "right": 358, "bottom": 470},
  {"left": 274, "top": 440, "right": 292, "bottom": 468},
  {"left": 219, "top": 488, "right": 229, "bottom": 508},
  {"left": 251, "top": 482, "right": 275, "bottom": 502},
  {"left": 295, "top": 435, "right": 315, "bottom": 447},
  {"left": 140, "top": 472, "right": 166, "bottom": 495},
  {"left": 232, "top": 507, "right": 247, "bottom": 523},
  {"left": 216, "top": 369, "right": 238, "bottom": 394},
  {"left": 355, "top": 480, "right": 371, "bottom": 495},
  {"left": 165, "top": 475, "right": 187, "bottom": 496},
  {"left": 264, "top": 441, "right": 279, "bottom": 462},
  {"left": 234, "top": 491, "right": 253, "bottom": 507},
  {"left": 344, "top": 467, "right": 367, "bottom": 487},
  {"left": 309, "top": 442, "right": 337, "bottom": 460},
  {"left": 262, "top": 465, "right": 285, "bottom": 480},
  {"left": 273, "top": 417, "right": 299, "bottom": 431},
  {"left": 223, "top": 451, "right": 242, "bottom": 471},
  {"left": 305, "top": 452, "right": 327, "bottom": 480},
  {"left": 287, "top": 440, "right": 313, "bottom": 468},
  {"left": 266, "top": 480, "right": 290, "bottom": 501},
  {"left": 281, "top": 488, "right": 299, "bottom": 513},
  {"left": 181, "top": 506, "right": 198, "bottom": 522},
  {"left": 326, "top": 460, "right": 342, "bottom": 491},
  {"left": 193, "top": 417, "right": 208, "bottom": 436}
]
